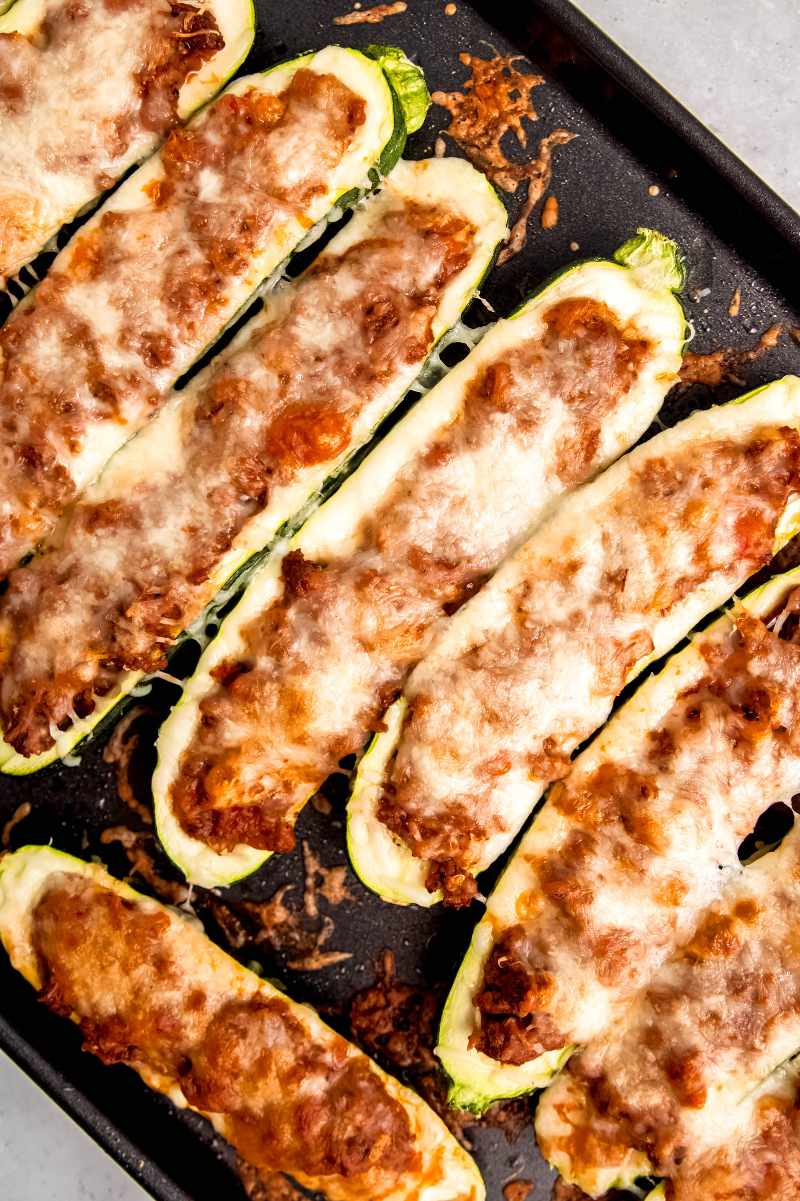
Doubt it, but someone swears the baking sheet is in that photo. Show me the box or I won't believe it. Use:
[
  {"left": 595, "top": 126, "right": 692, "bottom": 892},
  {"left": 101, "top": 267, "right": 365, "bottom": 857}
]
[{"left": 1, "top": 2, "right": 799, "bottom": 1199}]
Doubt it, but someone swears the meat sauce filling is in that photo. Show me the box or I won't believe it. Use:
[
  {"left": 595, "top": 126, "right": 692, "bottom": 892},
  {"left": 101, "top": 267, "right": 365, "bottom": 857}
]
[
  {"left": 0, "top": 67, "right": 367, "bottom": 576},
  {"left": 380, "top": 426, "right": 800, "bottom": 906},
  {"left": 168, "top": 299, "right": 653, "bottom": 854},
  {"left": 0, "top": 0, "right": 223, "bottom": 274},
  {"left": 474, "top": 594, "right": 800, "bottom": 1065},
  {"left": 31, "top": 873, "right": 418, "bottom": 1181},
  {"left": 0, "top": 200, "right": 475, "bottom": 756}
]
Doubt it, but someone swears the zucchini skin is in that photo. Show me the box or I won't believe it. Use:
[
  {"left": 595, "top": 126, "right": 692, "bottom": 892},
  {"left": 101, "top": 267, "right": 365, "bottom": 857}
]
[
  {"left": 365, "top": 44, "right": 432, "bottom": 134},
  {"left": 150, "top": 160, "right": 509, "bottom": 889},
  {"left": 0, "top": 845, "right": 485, "bottom": 1201},
  {"left": 345, "top": 229, "right": 687, "bottom": 907},
  {"left": 435, "top": 516, "right": 800, "bottom": 1116},
  {"left": 0, "top": 49, "right": 433, "bottom": 775}
]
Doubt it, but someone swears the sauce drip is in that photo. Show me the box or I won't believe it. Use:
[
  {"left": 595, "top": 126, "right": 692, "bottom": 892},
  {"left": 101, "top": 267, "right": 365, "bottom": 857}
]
[
  {"left": 680, "top": 322, "right": 797, "bottom": 388},
  {"left": 333, "top": 1, "right": 407, "bottom": 23},
  {"left": 432, "top": 53, "right": 575, "bottom": 263}
]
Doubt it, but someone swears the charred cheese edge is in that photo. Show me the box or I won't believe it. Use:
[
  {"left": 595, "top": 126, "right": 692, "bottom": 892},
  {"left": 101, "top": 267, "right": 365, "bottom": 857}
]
[
  {"left": 0, "top": 845, "right": 485, "bottom": 1201},
  {"left": 0, "top": 0, "right": 255, "bottom": 281},
  {"left": 346, "top": 230, "right": 686, "bottom": 905},
  {"left": 0, "top": 155, "right": 505, "bottom": 777},
  {"left": 434, "top": 473, "right": 800, "bottom": 1114}
]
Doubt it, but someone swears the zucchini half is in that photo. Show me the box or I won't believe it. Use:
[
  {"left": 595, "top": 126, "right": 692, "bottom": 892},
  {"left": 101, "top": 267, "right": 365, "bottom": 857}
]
[
  {"left": 537, "top": 783, "right": 800, "bottom": 1197},
  {"left": 0, "top": 0, "right": 255, "bottom": 281},
  {"left": 0, "top": 845, "right": 485, "bottom": 1201},
  {"left": 346, "top": 229, "right": 685, "bottom": 905},
  {"left": 0, "top": 43, "right": 422, "bottom": 574},
  {"left": 151, "top": 229, "right": 682, "bottom": 889},
  {"left": 434, "top": 378, "right": 800, "bottom": 1115},
  {"left": 349, "top": 374, "right": 800, "bottom": 910},
  {"left": 0, "top": 155, "right": 506, "bottom": 776}
]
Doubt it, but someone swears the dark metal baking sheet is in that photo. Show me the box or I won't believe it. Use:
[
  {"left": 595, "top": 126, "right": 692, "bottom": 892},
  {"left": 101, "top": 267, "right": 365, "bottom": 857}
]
[{"left": 1, "top": 2, "right": 799, "bottom": 1200}]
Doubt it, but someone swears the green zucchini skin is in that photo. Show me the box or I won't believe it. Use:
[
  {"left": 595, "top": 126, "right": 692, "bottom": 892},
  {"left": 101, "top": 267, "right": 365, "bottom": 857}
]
[
  {"left": 0, "top": 844, "right": 486, "bottom": 1201},
  {"left": 150, "top": 160, "right": 509, "bottom": 889},
  {"left": 0, "top": 48, "right": 432, "bottom": 775},
  {"left": 435, "top": 517, "right": 800, "bottom": 1116},
  {"left": 345, "top": 228, "right": 687, "bottom": 908},
  {"left": 365, "top": 44, "right": 432, "bottom": 133}
]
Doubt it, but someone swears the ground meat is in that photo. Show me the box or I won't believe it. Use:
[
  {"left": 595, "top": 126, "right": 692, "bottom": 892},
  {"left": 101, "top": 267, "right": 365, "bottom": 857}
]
[
  {"left": 0, "top": 198, "right": 475, "bottom": 757},
  {"left": 0, "top": 66, "right": 368, "bottom": 577},
  {"left": 31, "top": 872, "right": 418, "bottom": 1183},
  {"left": 378, "top": 423, "right": 800, "bottom": 892},
  {"left": 135, "top": 1, "right": 224, "bottom": 135},
  {"left": 473, "top": 926, "right": 565, "bottom": 1063},
  {"left": 346, "top": 950, "right": 532, "bottom": 1145},
  {"left": 0, "top": 0, "right": 223, "bottom": 277},
  {"left": 424, "top": 857, "right": 479, "bottom": 907},
  {"left": 348, "top": 951, "right": 441, "bottom": 1073},
  {"left": 166, "top": 296, "right": 655, "bottom": 853},
  {"left": 472, "top": 597, "right": 800, "bottom": 1071}
]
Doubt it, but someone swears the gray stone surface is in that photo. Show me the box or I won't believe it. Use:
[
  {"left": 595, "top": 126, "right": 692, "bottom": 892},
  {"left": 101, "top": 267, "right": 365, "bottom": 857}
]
[
  {"left": 576, "top": 0, "right": 800, "bottom": 210},
  {"left": 2, "top": 3, "right": 797, "bottom": 1200},
  {"left": 0, "top": 1062, "right": 144, "bottom": 1200}
]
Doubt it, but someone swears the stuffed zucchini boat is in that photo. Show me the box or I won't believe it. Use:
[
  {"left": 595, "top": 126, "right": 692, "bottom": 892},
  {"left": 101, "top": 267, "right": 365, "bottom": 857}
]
[
  {"left": 436, "top": 554, "right": 800, "bottom": 1114},
  {"left": 356, "top": 375, "right": 800, "bottom": 913},
  {"left": 152, "top": 230, "right": 685, "bottom": 888},
  {"left": 0, "top": 0, "right": 255, "bottom": 283},
  {"left": 537, "top": 804, "right": 800, "bottom": 1196},
  {"left": 0, "top": 155, "right": 506, "bottom": 772},
  {"left": 346, "top": 232, "right": 686, "bottom": 905},
  {"left": 0, "top": 845, "right": 484, "bottom": 1201},
  {"left": 0, "top": 43, "right": 426, "bottom": 577}
]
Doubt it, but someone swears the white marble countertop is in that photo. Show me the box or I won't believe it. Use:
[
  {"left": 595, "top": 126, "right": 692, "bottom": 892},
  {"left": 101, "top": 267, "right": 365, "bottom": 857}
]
[{"left": 2, "top": 2, "right": 798, "bottom": 1199}]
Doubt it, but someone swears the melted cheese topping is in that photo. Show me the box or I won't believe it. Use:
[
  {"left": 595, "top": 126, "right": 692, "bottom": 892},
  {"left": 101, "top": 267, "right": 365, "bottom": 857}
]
[
  {"left": 166, "top": 293, "right": 666, "bottom": 857},
  {"left": 0, "top": 0, "right": 228, "bottom": 280},
  {"left": 0, "top": 188, "right": 477, "bottom": 756},
  {"left": 0, "top": 848, "right": 483, "bottom": 1201},
  {"left": 537, "top": 814, "right": 800, "bottom": 1190},
  {"left": 379, "top": 403, "right": 800, "bottom": 898},
  {"left": 667, "top": 1071, "right": 800, "bottom": 1201},
  {"left": 0, "top": 52, "right": 379, "bottom": 577},
  {"left": 477, "top": 606, "right": 800, "bottom": 1063}
]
